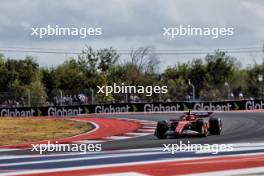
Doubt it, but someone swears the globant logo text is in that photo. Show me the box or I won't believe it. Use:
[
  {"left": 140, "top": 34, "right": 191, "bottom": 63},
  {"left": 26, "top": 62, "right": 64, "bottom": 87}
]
[
  {"left": 47, "top": 107, "right": 82, "bottom": 116},
  {"left": 95, "top": 105, "right": 130, "bottom": 113},
  {"left": 144, "top": 104, "right": 181, "bottom": 112},
  {"left": 0, "top": 108, "right": 35, "bottom": 117},
  {"left": 245, "top": 101, "right": 264, "bottom": 110}
]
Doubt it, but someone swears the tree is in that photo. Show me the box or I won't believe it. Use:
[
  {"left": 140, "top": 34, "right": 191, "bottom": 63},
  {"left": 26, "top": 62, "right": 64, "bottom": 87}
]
[
  {"left": 77, "top": 46, "right": 119, "bottom": 89},
  {"left": 188, "top": 59, "right": 206, "bottom": 98},
  {"left": 130, "top": 46, "right": 160, "bottom": 74},
  {"left": 163, "top": 64, "right": 190, "bottom": 101},
  {"left": 244, "top": 64, "right": 263, "bottom": 98},
  {"left": 205, "top": 51, "right": 237, "bottom": 86},
  {"left": 97, "top": 47, "right": 119, "bottom": 74},
  {"left": 41, "top": 67, "right": 59, "bottom": 98},
  {"left": 55, "top": 59, "right": 85, "bottom": 91}
]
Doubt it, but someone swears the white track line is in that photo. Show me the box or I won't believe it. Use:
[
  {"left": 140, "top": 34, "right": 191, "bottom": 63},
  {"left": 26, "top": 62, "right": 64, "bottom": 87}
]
[
  {"left": 4, "top": 153, "right": 264, "bottom": 176},
  {"left": 75, "top": 140, "right": 107, "bottom": 144},
  {"left": 137, "top": 129, "right": 155, "bottom": 132},
  {"left": 104, "top": 136, "right": 134, "bottom": 140},
  {"left": 0, "top": 149, "right": 20, "bottom": 152},
  {"left": 125, "top": 132, "right": 152, "bottom": 136},
  {"left": 140, "top": 126, "right": 156, "bottom": 129},
  {"left": 184, "top": 167, "right": 264, "bottom": 176},
  {"left": 0, "top": 151, "right": 168, "bottom": 167}
]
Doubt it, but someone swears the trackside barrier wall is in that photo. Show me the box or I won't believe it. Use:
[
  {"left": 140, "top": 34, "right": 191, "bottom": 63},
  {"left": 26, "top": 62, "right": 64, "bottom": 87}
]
[{"left": 0, "top": 100, "right": 263, "bottom": 117}]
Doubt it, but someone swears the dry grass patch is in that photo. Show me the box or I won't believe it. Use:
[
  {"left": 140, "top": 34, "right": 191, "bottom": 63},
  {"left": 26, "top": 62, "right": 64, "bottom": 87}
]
[{"left": 0, "top": 118, "right": 93, "bottom": 146}]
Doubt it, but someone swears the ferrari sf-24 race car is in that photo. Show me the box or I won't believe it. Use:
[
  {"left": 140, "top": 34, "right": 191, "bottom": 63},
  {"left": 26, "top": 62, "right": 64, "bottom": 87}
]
[{"left": 154, "top": 111, "right": 222, "bottom": 139}]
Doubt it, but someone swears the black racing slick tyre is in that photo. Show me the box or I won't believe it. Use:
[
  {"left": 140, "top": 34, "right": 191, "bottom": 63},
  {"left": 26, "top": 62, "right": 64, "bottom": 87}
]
[
  {"left": 196, "top": 119, "right": 208, "bottom": 137},
  {"left": 209, "top": 117, "right": 222, "bottom": 135},
  {"left": 155, "top": 121, "right": 168, "bottom": 139}
]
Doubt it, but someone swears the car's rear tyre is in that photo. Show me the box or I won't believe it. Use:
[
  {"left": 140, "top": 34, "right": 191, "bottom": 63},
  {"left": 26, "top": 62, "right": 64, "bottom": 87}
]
[
  {"left": 209, "top": 117, "right": 222, "bottom": 135},
  {"left": 155, "top": 121, "right": 168, "bottom": 139},
  {"left": 196, "top": 119, "right": 208, "bottom": 137}
]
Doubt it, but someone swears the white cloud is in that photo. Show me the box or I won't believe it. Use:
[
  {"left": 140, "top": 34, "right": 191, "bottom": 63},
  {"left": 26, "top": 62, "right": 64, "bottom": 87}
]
[{"left": 0, "top": 0, "right": 263, "bottom": 68}]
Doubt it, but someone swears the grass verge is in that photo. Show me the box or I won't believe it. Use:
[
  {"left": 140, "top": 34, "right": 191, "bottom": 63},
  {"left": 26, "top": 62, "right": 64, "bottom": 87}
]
[{"left": 0, "top": 118, "right": 93, "bottom": 146}]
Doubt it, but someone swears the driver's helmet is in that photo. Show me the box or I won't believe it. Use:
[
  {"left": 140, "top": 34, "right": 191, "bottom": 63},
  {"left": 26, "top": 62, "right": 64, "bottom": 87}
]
[
  {"left": 186, "top": 115, "right": 196, "bottom": 121},
  {"left": 180, "top": 115, "right": 186, "bottom": 121}
]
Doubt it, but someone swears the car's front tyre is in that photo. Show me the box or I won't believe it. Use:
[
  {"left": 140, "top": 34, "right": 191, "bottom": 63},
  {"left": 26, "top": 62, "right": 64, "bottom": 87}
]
[{"left": 155, "top": 121, "right": 168, "bottom": 139}]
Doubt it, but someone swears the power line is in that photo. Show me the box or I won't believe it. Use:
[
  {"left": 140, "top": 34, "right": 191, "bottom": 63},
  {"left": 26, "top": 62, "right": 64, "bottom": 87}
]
[
  {"left": 0, "top": 49, "right": 80, "bottom": 55},
  {"left": 0, "top": 46, "right": 262, "bottom": 52},
  {"left": 0, "top": 48, "right": 262, "bottom": 55}
]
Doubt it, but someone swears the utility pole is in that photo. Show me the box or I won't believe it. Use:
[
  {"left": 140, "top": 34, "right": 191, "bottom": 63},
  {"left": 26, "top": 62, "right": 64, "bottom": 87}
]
[
  {"left": 188, "top": 79, "right": 195, "bottom": 101},
  {"left": 261, "top": 41, "right": 264, "bottom": 99},
  {"left": 258, "top": 75, "right": 263, "bottom": 99},
  {"left": 224, "top": 81, "right": 230, "bottom": 100},
  {"left": 262, "top": 41, "right": 264, "bottom": 64},
  {"left": 90, "top": 88, "right": 95, "bottom": 104}
]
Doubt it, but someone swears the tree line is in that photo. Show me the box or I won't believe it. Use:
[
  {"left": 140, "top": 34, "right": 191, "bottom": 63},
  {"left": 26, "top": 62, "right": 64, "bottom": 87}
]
[{"left": 0, "top": 46, "right": 263, "bottom": 106}]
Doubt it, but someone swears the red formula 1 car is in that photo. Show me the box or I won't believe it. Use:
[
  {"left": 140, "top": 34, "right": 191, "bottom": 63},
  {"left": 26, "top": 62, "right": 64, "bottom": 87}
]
[{"left": 154, "top": 111, "right": 222, "bottom": 139}]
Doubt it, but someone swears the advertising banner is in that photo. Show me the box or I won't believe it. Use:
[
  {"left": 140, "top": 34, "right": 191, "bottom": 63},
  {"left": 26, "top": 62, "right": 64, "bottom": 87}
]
[{"left": 0, "top": 100, "right": 263, "bottom": 117}]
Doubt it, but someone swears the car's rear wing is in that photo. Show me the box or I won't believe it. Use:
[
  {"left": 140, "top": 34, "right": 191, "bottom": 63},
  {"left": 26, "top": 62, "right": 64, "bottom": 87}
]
[{"left": 183, "top": 111, "right": 213, "bottom": 117}]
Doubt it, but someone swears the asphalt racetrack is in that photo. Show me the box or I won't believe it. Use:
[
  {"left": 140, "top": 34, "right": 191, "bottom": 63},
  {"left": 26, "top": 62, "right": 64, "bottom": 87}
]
[
  {"left": 100, "top": 112, "right": 264, "bottom": 150},
  {"left": 1, "top": 112, "right": 264, "bottom": 176},
  {"left": 0, "top": 112, "right": 263, "bottom": 155}
]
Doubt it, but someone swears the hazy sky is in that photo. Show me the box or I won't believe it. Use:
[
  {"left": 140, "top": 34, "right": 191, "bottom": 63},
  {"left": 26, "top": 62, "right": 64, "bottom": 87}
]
[{"left": 0, "top": 0, "right": 263, "bottom": 69}]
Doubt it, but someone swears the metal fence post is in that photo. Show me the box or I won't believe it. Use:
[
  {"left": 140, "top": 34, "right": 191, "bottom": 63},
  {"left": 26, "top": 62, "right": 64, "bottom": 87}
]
[
  {"left": 159, "top": 92, "right": 162, "bottom": 102},
  {"left": 258, "top": 74, "right": 263, "bottom": 99},
  {"left": 90, "top": 88, "right": 94, "bottom": 104},
  {"left": 28, "top": 90, "right": 31, "bottom": 106},
  {"left": 125, "top": 93, "right": 128, "bottom": 103},
  {"left": 225, "top": 81, "right": 230, "bottom": 100},
  {"left": 188, "top": 79, "right": 195, "bottom": 101},
  {"left": 59, "top": 90, "right": 63, "bottom": 106}
]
